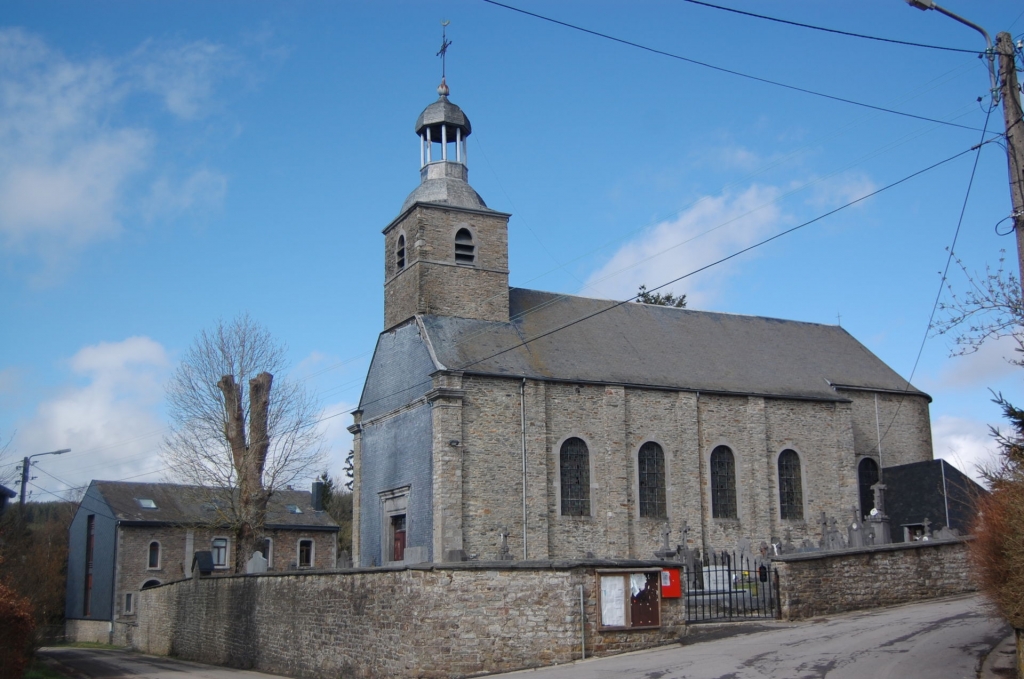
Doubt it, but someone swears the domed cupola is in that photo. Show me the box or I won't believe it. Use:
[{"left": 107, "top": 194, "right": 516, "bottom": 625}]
[{"left": 402, "top": 81, "right": 489, "bottom": 213}]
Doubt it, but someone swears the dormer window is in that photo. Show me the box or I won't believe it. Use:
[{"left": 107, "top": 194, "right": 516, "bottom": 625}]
[
  {"left": 455, "top": 228, "right": 475, "bottom": 265},
  {"left": 396, "top": 234, "right": 406, "bottom": 270}
]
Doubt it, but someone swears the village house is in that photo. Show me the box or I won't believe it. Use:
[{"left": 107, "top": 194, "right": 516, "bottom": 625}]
[
  {"left": 65, "top": 480, "right": 339, "bottom": 645},
  {"left": 350, "top": 83, "right": 935, "bottom": 568}
]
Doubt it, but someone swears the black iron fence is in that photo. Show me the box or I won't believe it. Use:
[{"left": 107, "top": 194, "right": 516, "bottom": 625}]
[{"left": 682, "top": 550, "right": 779, "bottom": 622}]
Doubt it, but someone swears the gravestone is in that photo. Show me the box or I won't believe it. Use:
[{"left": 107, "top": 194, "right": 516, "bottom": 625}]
[
  {"left": 825, "top": 517, "right": 847, "bottom": 551},
  {"left": 337, "top": 550, "right": 353, "bottom": 569},
  {"left": 934, "top": 525, "right": 959, "bottom": 540},
  {"left": 246, "top": 551, "right": 268, "bottom": 574},
  {"left": 848, "top": 506, "right": 865, "bottom": 548},
  {"left": 654, "top": 523, "right": 679, "bottom": 560},
  {"left": 498, "top": 526, "right": 513, "bottom": 560},
  {"left": 866, "top": 482, "right": 892, "bottom": 545}
]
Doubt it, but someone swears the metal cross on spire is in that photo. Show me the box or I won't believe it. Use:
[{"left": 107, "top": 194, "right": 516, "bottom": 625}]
[{"left": 437, "top": 20, "right": 452, "bottom": 96}]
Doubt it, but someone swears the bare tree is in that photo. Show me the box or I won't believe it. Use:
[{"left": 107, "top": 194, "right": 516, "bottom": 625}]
[
  {"left": 934, "top": 252, "right": 1023, "bottom": 360},
  {"left": 0, "top": 433, "right": 16, "bottom": 489},
  {"left": 163, "top": 314, "right": 325, "bottom": 572}
]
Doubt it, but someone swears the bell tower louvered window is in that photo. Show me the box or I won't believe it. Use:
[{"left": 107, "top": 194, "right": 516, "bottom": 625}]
[
  {"left": 778, "top": 449, "right": 804, "bottom": 520},
  {"left": 638, "top": 442, "right": 666, "bottom": 518},
  {"left": 396, "top": 234, "right": 406, "bottom": 270},
  {"left": 710, "top": 445, "right": 738, "bottom": 519},
  {"left": 560, "top": 437, "right": 590, "bottom": 516},
  {"left": 454, "top": 228, "right": 475, "bottom": 265}
]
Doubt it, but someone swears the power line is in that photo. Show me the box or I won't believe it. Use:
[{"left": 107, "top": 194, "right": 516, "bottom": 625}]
[
  {"left": 874, "top": 103, "right": 997, "bottom": 455},
  {"left": 680, "top": 0, "right": 980, "bottom": 54},
  {"left": 479, "top": 0, "right": 985, "bottom": 132},
  {"left": 449, "top": 140, "right": 996, "bottom": 374}
]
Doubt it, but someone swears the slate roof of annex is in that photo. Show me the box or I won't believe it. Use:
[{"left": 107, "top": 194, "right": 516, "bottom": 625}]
[
  {"left": 89, "top": 480, "right": 339, "bottom": 529},
  {"left": 417, "top": 288, "right": 928, "bottom": 403}
]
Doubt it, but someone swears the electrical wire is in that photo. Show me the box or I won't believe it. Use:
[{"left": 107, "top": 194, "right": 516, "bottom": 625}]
[
  {"left": 479, "top": 0, "right": 984, "bottom": 132},
  {"left": 680, "top": 0, "right": 980, "bottom": 54},
  {"left": 873, "top": 103, "right": 996, "bottom": 455}
]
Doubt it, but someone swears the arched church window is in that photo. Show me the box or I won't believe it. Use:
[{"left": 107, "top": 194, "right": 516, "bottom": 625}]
[
  {"left": 858, "top": 457, "right": 879, "bottom": 518},
  {"left": 396, "top": 234, "right": 406, "bottom": 270},
  {"left": 778, "top": 449, "right": 804, "bottom": 520},
  {"left": 560, "top": 437, "right": 590, "bottom": 516},
  {"left": 638, "top": 442, "right": 666, "bottom": 518},
  {"left": 454, "top": 228, "right": 475, "bottom": 265},
  {"left": 147, "top": 541, "right": 160, "bottom": 569},
  {"left": 710, "top": 445, "right": 738, "bottom": 519}
]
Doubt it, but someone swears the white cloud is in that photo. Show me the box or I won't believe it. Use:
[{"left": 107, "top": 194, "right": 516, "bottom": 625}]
[
  {"left": 0, "top": 28, "right": 239, "bottom": 281},
  {"left": 931, "top": 414, "right": 997, "bottom": 486},
  {"left": 132, "top": 39, "right": 241, "bottom": 120},
  {"left": 582, "top": 184, "right": 784, "bottom": 306},
  {"left": 144, "top": 168, "right": 227, "bottom": 222},
  {"left": 927, "top": 334, "right": 1021, "bottom": 390},
  {"left": 15, "top": 337, "right": 171, "bottom": 496},
  {"left": 805, "top": 171, "right": 878, "bottom": 211},
  {"left": 318, "top": 400, "right": 357, "bottom": 486}
]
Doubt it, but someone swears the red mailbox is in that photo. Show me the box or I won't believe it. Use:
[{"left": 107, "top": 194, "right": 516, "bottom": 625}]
[{"left": 660, "top": 568, "right": 682, "bottom": 598}]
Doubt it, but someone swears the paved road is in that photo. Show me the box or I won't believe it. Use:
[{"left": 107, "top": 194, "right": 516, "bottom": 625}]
[
  {"left": 495, "top": 595, "right": 1008, "bottom": 679},
  {"left": 38, "top": 647, "right": 292, "bottom": 679}
]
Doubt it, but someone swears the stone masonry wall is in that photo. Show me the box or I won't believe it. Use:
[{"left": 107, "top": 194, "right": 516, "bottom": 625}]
[
  {"left": 383, "top": 205, "right": 510, "bottom": 330},
  {"left": 135, "top": 562, "right": 686, "bottom": 679},
  {"left": 772, "top": 538, "right": 975, "bottom": 620},
  {"left": 842, "top": 390, "right": 932, "bottom": 466}
]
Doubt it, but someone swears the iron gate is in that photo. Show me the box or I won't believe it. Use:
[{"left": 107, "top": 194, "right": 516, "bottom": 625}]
[{"left": 682, "top": 550, "right": 779, "bottom": 622}]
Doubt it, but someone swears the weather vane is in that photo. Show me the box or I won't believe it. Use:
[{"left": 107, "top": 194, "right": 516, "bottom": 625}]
[{"left": 437, "top": 20, "right": 452, "bottom": 95}]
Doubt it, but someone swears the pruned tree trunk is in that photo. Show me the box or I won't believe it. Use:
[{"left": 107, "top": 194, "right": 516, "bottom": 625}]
[{"left": 218, "top": 371, "right": 273, "bottom": 572}]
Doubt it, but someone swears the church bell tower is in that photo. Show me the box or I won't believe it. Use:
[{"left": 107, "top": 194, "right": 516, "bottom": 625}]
[{"left": 381, "top": 78, "right": 511, "bottom": 331}]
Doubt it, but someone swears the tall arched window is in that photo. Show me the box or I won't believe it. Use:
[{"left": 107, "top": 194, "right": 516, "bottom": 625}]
[
  {"left": 858, "top": 457, "right": 879, "bottom": 518},
  {"left": 638, "top": 442, "right": 666, "bottom": 518},
  {"left": 778, "top": 449, "right": 804, "bottom": 520},
  {"left": 396, "top": 234, "right": 406, "bottom": 270},
  {"left": 454, "top": 228, "right": 475, "bottom": 265},
  {"left": 710, "top": 445, "right": 738, "bottom": 519},
  {"left": 148, "top": 541, "right": 160, "bottom": 569},
  {"left": 560, "top": 437, "right": 590, "bottom": 516}
]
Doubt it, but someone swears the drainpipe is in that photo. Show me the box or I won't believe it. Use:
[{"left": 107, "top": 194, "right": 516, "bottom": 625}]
[
  {"left": 520, "top": 378, "right": 528, "bottom": 560},
  {"left": 696, "top": 391, "right": 710, "bottom": 557},
  {"left": 110, "top": 520, "right": 120, "bottom": 645},
  {"left": 940, "top": 460, "right": 951, "bottom": 529},
  {"left": 874, "top": 393, "right": 884, "bottom": 480}
]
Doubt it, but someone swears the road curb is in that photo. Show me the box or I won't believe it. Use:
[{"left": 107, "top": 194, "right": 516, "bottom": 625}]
[{"left": 980, "top": 633, "right": 1017, "bottom": 678}]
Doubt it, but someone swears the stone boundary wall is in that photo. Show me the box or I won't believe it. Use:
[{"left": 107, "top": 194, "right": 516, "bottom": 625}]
[
  {"left": 135, "top": 560, "right": 685, "bottom": 679},
  {"left": 772, "top": 537, "right": 976, "bottom": 620}
]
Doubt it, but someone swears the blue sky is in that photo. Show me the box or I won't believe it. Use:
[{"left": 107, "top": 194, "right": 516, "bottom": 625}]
[{"left": 2, "top": 1, "right": 1023, "bottom": 499}]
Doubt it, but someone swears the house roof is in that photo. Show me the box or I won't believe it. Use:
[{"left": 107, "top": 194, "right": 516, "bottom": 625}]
[
  {"left": 89, "top": 481, "right": 339, "bottom": 530},
  {"left": 416, "top": 288, "right": 927, "bottom": 403}
]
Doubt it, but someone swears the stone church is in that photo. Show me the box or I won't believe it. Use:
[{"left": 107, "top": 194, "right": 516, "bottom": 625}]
[{"left": 349, "top": 83, "right": 933, "bottom": 568}]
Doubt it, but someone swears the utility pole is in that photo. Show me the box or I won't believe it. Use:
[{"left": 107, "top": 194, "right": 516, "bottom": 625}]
[
  {"left": 996, "top": 31, "right": 1024, "bottom": 287},
  {"left": 905, "top": 2, "right": 1024, "bottom": 288},
  {"left": 18, "top": 448, "right": 70, "bottom": 507}
]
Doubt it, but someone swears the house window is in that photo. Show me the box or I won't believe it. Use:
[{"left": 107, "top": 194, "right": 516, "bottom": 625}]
[
  {"left": 778, "top": 449, "right": 804, "bottom": 520},
  {"left": 124, "top": 592, "right": 134, "bottom": 615},
  {"left": 710, "top": 445, "right": 738, "bottom": 519},
  {"left": 148, "top": 541, "right": 160, "bottom": 569},
  {"left": 285, "top": 504, "right": 303, "bottom": 514},
  {"left": 83, "top": 515, "right": 95, "bottom": 616},
  {"left": 599, "top": 571, "right": 661, "bottom": 629},
  {"left": 396, "top": 234, "right": 406, "bottom": 270},
  {"left": 211, "top": 538, "right": 228, "bottom": 568},
  {"left": 637, "top": 442, "right": 666, "bottom": 519},
  {"left": 560, "top": 437, "right": 590, "bottom": 516},
  {"left": 454, "top": 228, "right": 475, "bottom": 265},
  {"left": 858, "top": 457, "right": 879, "bottom": 518},
  {"left": 298, "top": 539, "right": 314, "bottom": 568},
  {"left": 141, "top": 579, "right": 160, "bottom": 589},
  {"left": 136, "top": 498, "right": 157, "bottom": 509}
]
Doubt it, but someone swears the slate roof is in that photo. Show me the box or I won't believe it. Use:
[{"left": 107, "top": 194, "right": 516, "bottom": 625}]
[
  {"left": 416, "top": 288, "right": 927, "bottom": 403},
  {"left": 89, "top": 481, "right": 339, "bottom": 530}
]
